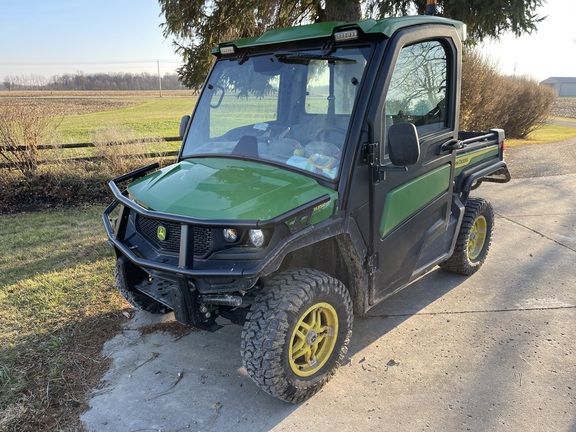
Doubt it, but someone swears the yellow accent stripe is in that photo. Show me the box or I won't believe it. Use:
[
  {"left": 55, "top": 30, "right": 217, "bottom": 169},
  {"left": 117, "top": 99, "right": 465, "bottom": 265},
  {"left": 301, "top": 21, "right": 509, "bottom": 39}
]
[{"left": 455, "top": 146, "right": 497, "bottom": 169}]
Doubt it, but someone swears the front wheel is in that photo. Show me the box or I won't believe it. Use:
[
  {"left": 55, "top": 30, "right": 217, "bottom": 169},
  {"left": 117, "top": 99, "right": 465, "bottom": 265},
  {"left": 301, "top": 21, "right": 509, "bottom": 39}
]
[
  {"left": 241, "top": 268, "right": 353, "bottom": 403},
  {"left": 440, "top": 198, "right": 494, "bottom": 275}
]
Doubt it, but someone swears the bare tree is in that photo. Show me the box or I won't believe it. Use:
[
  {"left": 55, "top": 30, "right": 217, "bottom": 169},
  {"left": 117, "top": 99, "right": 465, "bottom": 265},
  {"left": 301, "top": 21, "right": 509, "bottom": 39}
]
[{"left": 0, "top": 102, "right": 61, "bottom": 178}]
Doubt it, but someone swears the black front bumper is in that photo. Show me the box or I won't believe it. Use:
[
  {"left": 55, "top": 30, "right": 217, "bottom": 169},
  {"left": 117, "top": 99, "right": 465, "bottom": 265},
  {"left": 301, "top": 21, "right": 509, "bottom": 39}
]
[{"left": 103, "top": 164, "right": 331, "bottom": 323}]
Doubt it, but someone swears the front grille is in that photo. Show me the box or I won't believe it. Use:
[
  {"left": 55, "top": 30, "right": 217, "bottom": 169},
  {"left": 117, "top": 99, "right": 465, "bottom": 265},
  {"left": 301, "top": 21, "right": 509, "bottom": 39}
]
[{"left": 136, "top": 216, "right": 212, "bottom": 256}]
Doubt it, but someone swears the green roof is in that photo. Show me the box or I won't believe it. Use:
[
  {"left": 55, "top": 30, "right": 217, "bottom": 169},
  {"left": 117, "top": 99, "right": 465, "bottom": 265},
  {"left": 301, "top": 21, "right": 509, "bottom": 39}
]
[{"left": 213, "top": 16, "right": 465, "bottom": 54}]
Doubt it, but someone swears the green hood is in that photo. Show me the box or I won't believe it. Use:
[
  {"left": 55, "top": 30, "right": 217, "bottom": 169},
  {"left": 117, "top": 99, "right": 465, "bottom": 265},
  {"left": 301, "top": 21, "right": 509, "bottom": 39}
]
[{"left": 128, "top": 158, "right": 337, "bottom": 221}]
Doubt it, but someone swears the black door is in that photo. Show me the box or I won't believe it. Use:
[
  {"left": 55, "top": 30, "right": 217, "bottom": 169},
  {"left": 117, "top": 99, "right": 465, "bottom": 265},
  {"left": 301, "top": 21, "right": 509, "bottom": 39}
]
[{"left": 367, "top": 27, "right": 464, "bottom": 305}]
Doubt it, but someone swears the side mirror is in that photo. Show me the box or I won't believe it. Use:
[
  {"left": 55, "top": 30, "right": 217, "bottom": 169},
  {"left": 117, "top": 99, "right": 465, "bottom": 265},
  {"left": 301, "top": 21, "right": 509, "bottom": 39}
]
[
  {"left": 179, "top": 115, "right": 190, "bottom": 139},
  {"left": 387, "top": 123, "right": 420, "bottom": 166}
]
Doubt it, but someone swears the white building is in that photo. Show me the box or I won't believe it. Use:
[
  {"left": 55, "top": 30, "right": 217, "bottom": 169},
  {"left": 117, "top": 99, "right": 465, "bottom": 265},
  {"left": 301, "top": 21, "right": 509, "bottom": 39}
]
[{"left": 541, "top": 77, "right": 576, "bottom": 97}]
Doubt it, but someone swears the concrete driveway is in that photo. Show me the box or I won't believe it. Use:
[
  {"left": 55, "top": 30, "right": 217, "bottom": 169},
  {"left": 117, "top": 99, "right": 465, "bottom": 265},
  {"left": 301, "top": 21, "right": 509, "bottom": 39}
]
[{"left": 82, "top": 148, "right": 576, "bottom": 431}]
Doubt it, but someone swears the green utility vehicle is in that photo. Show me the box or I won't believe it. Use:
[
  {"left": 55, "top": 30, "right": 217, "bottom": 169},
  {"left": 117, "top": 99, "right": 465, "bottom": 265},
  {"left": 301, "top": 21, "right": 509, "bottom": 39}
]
[{"left": 103, "top": 15, "right": 511, "bottom": 402}]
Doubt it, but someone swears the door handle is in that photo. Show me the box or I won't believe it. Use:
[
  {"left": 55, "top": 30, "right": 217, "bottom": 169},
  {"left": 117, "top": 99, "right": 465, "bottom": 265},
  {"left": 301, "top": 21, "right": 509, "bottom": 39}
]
[{"left": 440, "top": 139, "right": 464, "bottom": 153}]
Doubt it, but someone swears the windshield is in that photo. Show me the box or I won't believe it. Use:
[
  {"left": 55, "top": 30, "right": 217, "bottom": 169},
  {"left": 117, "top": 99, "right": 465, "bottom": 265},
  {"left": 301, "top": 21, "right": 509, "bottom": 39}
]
[{"left": 181, "top": 46, "right": 371, "bottom": 180}]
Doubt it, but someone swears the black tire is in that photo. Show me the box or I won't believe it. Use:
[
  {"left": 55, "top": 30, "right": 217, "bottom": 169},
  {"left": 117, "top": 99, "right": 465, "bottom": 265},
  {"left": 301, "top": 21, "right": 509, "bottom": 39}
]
[
  {"left": 114, "top": 260, "right": 167, "bottom": 314},
  {"left": 241, "top": 268, "right": 353, "bottom": 403},
  {"left": 440, "top": 198, "right": 494, "bottom": 275}
]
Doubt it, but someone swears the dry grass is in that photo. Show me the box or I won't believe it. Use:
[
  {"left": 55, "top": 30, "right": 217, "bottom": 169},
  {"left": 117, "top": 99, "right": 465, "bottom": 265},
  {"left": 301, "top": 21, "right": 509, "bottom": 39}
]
[
  {"left": 0, "top": 97, "right": 139, "bottom": 117},
  {"left": 0, "top": 91, "right": 188, "bottom": 430},
  {"left": 0, "top": 102, "right": 63, "bottom": 178},
  {"left": 506, "top": 99, "right": 576, "bottom": 146},
  {"left": 0, "top": 207, "right": 131, "bottom": 431},
  {"left": 0, "top": 90, "right": 198, "bottom": 98},
  {"left": 89, "top": 127, "right": 163, "bottom": 174},
  {"left": 0, "top": 90, "right": 196, "bottom": 119},
  {"left": 0, "top": 92, "right": 181, "bottom": 213}
]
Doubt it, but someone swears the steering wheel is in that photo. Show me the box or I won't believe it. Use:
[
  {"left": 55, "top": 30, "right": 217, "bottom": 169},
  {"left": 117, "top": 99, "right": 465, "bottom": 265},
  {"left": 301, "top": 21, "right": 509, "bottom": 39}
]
[
  {"left": 315, "top": 126, "right": 347, "bottom": 143},
  {"left": 304, "top": 141, "right": 341, "bottom": 158}
]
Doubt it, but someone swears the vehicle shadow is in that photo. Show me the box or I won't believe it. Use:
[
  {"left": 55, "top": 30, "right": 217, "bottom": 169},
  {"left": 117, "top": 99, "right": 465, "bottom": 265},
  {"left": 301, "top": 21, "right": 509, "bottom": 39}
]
[
  {"left": 349, "top": 266, "right": 467, "bottom": 354},
  {"left": 83, "top": 205, "right": 576, "bottom": 431},
  {"left": 81, "top": 265, "right": 467, "bottom": 432}
]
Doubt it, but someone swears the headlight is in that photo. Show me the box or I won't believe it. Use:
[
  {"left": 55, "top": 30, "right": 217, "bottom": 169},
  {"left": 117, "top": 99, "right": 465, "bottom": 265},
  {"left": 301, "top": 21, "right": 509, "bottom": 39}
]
[
  {"left": 223, "top": 228, "right": 238, "bottom": 242},
  {"left": 249, "top": 229, "right": 265, "bottom": 247}
]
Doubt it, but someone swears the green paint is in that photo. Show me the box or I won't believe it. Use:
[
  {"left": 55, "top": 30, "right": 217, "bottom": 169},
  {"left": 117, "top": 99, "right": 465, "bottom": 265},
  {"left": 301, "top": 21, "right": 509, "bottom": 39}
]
[
  {"left": 454, "top": 145, "right": 499, "bottom": 176},
  {"left": 380, "top": 164, "right": 451, "bottom": 237},
  {"left": 214, "top": 16, "right": 465, "bottom": 54},
  {"left": 128, "top": 158, "right": 337, "bottom": 223},
  {"left": 367, "top": 16, "right": 465, "bottom": 40}
]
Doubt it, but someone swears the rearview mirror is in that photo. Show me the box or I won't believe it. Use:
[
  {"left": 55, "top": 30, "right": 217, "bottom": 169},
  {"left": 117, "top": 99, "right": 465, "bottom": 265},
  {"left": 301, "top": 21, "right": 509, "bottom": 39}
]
[
  {"left": 387, "top": 123, "right": 420, "bottom": 166},
  {"left": 208, "top": 84, "right": 225, "bottom": 108}
]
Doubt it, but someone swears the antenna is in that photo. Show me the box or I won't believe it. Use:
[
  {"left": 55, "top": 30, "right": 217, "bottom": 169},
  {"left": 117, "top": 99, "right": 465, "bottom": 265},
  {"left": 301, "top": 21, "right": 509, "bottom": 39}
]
[{"left": 426, "top": 0, "right": 438, "bottom": 15}]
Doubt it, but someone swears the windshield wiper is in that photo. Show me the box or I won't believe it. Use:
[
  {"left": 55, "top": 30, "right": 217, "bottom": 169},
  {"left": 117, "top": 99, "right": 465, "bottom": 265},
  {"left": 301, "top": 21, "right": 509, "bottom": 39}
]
[{"left": 274, "top": 51, "right": 356, "bottom": 64}]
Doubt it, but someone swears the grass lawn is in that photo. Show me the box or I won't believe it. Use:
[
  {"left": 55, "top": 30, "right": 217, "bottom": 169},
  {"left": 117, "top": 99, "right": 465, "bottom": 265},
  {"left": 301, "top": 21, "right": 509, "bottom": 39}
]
[
  {"left": 506, "top": 121, "right": 576, "bottom": 147},
  {"left": 52, "top": 97, "right": 576, "bottom": 148},
  {"left": 0, "top": 207, "right": 129, "bottom": 431},
  {"left": 58, "top": 97, "right": 198, "bottom": 143}
]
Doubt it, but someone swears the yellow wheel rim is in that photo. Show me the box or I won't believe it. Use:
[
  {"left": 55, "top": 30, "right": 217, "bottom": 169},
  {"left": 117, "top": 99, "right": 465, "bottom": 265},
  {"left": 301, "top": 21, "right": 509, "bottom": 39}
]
[
  {"left": 288, "top": 302, "right": 338, "bottom": 377},
  {"left": 468, "top": 215, "right": 487, "bottom": 261}
]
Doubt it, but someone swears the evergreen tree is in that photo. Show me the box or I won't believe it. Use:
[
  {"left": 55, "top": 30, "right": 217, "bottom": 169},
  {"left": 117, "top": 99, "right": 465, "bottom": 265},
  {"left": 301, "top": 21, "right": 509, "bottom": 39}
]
[{"left": 158, "top": 0, "right": 544, "bottom": 88}]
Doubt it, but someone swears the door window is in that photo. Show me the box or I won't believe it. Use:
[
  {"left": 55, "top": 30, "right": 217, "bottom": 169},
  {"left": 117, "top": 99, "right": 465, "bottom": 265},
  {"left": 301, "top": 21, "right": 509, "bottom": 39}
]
[{"left": 385, "top": 41, "right": 448, "bottom": 139}]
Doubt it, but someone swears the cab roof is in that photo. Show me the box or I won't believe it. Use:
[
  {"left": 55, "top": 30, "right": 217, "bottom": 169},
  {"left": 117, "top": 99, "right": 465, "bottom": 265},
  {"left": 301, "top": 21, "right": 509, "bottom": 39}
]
[{"left": 212, "top": 16, "right": 466, "bottom": 55}]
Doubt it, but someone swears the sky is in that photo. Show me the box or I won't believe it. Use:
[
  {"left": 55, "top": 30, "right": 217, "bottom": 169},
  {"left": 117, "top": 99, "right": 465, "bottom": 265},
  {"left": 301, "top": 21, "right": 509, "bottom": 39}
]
[
  {"left": 0, "top": 0, "right": 574, "bottom": 81},
  {"left": 480, "top": 0, "right": 575, "bottom": 80},
  {"left": 0, "top": 0, "right": 182, "bottom": 78}
]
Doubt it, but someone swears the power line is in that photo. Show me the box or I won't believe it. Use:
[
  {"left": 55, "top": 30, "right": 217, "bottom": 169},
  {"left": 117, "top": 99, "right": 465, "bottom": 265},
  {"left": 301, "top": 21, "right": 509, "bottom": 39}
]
[
  {"left": 0, "top": 60, "right": 182, "bottom": 78},
  {"left": 2, "top": 60, "right": 181, "bottom": 66}
]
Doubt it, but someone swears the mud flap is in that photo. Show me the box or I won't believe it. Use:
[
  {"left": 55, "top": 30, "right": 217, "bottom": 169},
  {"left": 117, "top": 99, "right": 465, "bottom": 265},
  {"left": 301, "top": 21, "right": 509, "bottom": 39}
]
[
  {"left": 172, "top": 275, "right": 198, "bottom": 326},
  {"left": 172, "top": 275, "right": 222, "bottom": 331}
]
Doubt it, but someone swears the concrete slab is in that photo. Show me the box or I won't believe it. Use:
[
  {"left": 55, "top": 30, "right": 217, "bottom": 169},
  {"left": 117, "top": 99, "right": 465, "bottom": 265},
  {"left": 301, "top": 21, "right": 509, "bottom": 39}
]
[
  {"left": 81, "top": 173, "right": 576, "bottom": 432},
  {"left": 479, "top": 173, "right": 576, "bottom": 252}
]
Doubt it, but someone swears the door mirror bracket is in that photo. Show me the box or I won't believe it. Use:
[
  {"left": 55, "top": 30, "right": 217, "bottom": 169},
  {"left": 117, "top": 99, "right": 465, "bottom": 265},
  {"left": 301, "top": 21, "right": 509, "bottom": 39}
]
[{"left": 373, "top": 164, "right": 408, "bottom": 183}]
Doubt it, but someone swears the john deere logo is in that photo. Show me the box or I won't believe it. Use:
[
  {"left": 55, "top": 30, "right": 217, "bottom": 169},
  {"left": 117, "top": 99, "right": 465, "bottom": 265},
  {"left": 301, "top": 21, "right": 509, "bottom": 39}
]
[{"left": 157, "top": 225, "right": 167, "bottom": 241}]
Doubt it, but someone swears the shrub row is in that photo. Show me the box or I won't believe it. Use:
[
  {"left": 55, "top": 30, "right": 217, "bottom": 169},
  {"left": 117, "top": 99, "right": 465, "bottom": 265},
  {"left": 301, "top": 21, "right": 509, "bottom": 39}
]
[{"left": 460, "top": 49, "right": 557, "bottom": 138}]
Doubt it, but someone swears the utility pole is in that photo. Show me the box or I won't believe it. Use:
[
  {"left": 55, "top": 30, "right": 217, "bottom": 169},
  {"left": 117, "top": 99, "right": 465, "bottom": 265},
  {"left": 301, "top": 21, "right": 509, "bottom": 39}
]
[{"left": 157, "top": 60, "right": 163, "bottom": 97}]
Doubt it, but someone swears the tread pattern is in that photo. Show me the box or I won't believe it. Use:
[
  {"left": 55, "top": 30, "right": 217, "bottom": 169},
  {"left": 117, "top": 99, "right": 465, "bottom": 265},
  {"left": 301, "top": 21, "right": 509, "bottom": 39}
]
[
  {"left": 440, "top": 198, "right": 494, "bottom": 275},
  {"left": 241, "top": 268, "right": 353, "bottom": 403}
]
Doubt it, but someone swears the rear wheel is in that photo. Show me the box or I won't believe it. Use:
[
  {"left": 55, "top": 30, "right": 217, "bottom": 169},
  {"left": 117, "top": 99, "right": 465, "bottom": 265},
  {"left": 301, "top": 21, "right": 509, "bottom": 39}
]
[
  {"left": 440, "top": 198, "right": 494, "bottom": 275},
  {"left": 241, "top": 268, "right": 353, "bottom": 403}
]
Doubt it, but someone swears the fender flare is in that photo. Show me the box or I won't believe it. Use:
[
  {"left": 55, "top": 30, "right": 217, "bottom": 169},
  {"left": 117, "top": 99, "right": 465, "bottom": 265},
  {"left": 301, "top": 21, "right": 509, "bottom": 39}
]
[{"left": 456, "top": 160, "right": 511, "bottom": 199}]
